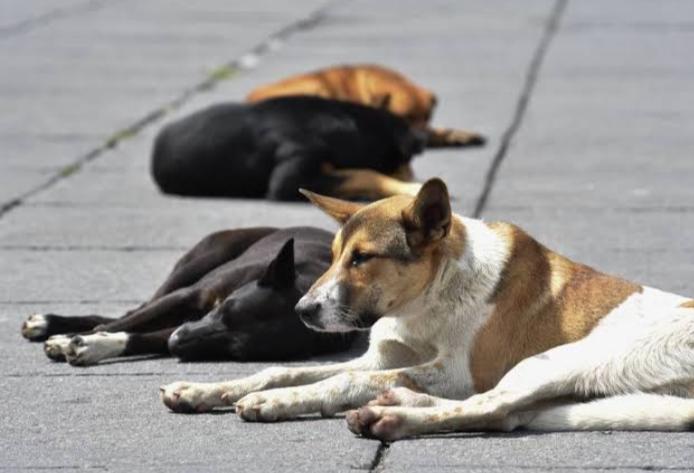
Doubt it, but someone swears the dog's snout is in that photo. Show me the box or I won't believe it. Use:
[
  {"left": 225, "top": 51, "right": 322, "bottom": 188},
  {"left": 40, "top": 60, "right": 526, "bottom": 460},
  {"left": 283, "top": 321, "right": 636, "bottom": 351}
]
[
  {"left": 167, "top": 325, "right": 189, "bottom": 354},
  {"left": 295, "top": 298, "right": 322, "bottom": 323}
]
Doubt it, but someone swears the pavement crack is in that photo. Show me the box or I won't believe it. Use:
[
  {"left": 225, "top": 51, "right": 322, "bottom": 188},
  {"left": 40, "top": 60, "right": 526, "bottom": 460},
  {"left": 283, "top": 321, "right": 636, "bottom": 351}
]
[
  {"left": 0, "top": 0, "right": 340, "bottom": 221},
  {"left": 472, "top": 0, "right": 567, "bottom": 218},
  {"left": 366, "top": 442, "right": 390, "bottom": 472},
  {"left": 0, "top": 0, "right": 122, "bottom": 40}
]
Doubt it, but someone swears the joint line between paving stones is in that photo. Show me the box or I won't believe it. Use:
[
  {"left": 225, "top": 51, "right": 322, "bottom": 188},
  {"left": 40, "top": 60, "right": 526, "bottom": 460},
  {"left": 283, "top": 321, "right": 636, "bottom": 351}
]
[
  {"left": 367, "top": 442, "right": 390, "bottom": 473},
  {"left": 472, "top": 0, "right": 567, "bottom": 218},
  {"left": 0, "top": 0, "right": 344, "bottom": 220},
  {"left": 0, "top": 0, "right": 124, "bottom": 40}
]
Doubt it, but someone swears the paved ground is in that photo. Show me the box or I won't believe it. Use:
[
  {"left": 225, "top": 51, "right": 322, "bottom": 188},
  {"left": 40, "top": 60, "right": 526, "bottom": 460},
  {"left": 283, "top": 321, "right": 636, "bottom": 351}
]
[{"left": 1, "top": 0, "right": 693, "bottom": 471}]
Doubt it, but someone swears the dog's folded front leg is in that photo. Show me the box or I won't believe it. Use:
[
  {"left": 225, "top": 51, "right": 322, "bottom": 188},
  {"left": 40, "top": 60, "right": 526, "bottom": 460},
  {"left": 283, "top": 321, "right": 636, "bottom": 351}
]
[{"left": 235, "top": 362, "right": 445, "bottom": 422}]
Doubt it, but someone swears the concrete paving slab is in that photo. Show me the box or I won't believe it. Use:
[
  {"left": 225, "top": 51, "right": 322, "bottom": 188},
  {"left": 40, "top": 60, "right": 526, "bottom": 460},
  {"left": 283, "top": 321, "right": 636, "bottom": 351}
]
[
  {"left": 0, "top": 0, "right": 327, "bottom": 207},
  {"left": 0, "top": 202, "right": 337, "bottom": 248},
  {"left": 0, "top": 249, "right": 179, "bottom": 302},
  {"left": 1, "top": 375, "right": 378, "bottom": 472},
  {"left": 3, "top": 0, "right": 694, "bottom": 471},
  {"left": 384, "top": 431, "right": 694, "bottom": 472}
]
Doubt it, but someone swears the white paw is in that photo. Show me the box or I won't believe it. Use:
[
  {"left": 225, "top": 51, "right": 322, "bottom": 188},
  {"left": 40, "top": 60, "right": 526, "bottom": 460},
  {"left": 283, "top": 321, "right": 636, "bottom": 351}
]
[
  {"left": 65, "top": 331, "right": 128, "bottom": 366},
  {"left": 44, "top": 335, "right": 72, "bottom": 361},
  {"left": 235, "top": 389, "right": 306, "bottom": 422},
  {"left": 346, "top": 406, "right": 411, "bottom": 441},
  {"left": 160, "top": 382, "right": 225, "bottom": 413},
  {"left": 22, "top": 314, "right": 48, "bottom": 341}
]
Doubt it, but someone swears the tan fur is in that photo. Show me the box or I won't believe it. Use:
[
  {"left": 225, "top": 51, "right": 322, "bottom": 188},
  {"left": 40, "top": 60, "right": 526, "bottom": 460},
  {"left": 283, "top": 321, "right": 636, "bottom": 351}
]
[
  {"left": 308, "top": 191, "right": 465, "bottom": 321},
  {"left": 328, "top": 168, "right": 420, "bottom": 200},
  {"left": 470, "top": 222, "right": 643, "bottom": 392},
  {"left": 247, "top": 64, "right": 436, "bottom": 128},
  {"left": 680, "top": 300, "right": 694, "bottom": 309}
]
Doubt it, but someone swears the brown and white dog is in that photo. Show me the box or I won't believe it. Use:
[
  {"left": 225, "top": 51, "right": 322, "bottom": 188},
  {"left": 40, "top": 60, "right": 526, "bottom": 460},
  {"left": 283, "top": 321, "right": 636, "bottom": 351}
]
[
  {"left": 160, "top": 178, "right": 694, "bottom": 440},
  {"left": 247, "top": 64, "right": 485, "bottom": 148}
]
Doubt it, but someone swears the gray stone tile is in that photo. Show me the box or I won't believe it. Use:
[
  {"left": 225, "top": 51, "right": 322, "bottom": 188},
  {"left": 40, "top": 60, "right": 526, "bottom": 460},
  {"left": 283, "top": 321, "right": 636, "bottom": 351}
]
[
  {"left": 384, "top": 431, "right": 694, "bottom": 471},
  {"left": 1, "top": 374, "right": 377, "bottom": 472}
]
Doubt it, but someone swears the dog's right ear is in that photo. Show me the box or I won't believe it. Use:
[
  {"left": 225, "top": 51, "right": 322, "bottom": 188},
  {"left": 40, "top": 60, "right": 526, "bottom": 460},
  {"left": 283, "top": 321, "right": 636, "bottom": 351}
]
[
  {"left": 259, "top": 238, "right": 296, "bottom": 289},
  {"left": 375, "top": 93, "right": 392, "bottom": 110},
  {"left": 402, "top": 178, "right": 451, "bottom": 248},
  {"left": 299, "top": 189, "right": 365, "bottom": 224}
]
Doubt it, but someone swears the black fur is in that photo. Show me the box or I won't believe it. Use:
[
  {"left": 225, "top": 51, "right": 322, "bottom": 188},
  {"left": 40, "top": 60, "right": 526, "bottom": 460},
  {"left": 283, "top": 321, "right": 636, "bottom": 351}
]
[
  {"left": 151, "top": 96, "right": 425, "bottom": 200},
  {"left": 24, "top": 227, "right": 355, "bottom": 364}
]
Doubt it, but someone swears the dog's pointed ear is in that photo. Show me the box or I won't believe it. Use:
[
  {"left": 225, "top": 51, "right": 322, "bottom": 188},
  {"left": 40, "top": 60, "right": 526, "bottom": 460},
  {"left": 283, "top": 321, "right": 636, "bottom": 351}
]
[
  {"left": 375, "top": 93, "right": 392, "bottom": 110},
  {"left": 259, "top": 238, "right": 296, "bottom": 289},
  {"left": 402, "top": 178, "right": 452, "bottom": 248},
  {"left": 299, "top": 189, "right": 364, "bottom": 224}
]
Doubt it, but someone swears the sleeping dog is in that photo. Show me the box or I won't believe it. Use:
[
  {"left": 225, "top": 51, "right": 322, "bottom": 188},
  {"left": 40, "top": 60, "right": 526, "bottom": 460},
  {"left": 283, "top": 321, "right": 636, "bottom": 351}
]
[
  {"left": 160, "top": 179, "right": 694, "bottom": 438},
  {"left": 21, "top": 227, "right": 354, "bottom": 365},
  {"left": 247, "top": 64, "right": 485, "bottom": 148},
  {"left": 151, "top": 96, "right": 426, "bottom": 201}
]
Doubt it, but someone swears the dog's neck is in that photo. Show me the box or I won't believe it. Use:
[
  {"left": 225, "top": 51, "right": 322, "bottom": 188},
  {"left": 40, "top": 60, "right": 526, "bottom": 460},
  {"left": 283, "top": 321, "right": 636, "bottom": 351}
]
[{"left": 383, "top": 215, "right": 509, "bottom": 355}]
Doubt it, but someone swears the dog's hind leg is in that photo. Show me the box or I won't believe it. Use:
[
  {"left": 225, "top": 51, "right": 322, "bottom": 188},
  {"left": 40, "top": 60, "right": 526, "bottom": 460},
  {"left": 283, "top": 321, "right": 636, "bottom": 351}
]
[
  {"left": 348, "top": 308, "right": 694, "bottom": 439},
  {"left": 63, "top": 328, "right": 176, "bottom": 366},
  {"left": 21, "top": 313, "right": 117, "bottom": 342},
  {"left": 425, "top": 127, "right": 486, "bottom": 148},
  {"left": 151, "top": 227, "right": 276, "bottom": 299},
  {"left": 321, "top": 168, "right": 422, "bottom": 200},
  {"left": 520, "top": 394, "right": 694, "bottom": 431},
  {"left": 98, "top": 288, "right": 205, "bottom": 334}
]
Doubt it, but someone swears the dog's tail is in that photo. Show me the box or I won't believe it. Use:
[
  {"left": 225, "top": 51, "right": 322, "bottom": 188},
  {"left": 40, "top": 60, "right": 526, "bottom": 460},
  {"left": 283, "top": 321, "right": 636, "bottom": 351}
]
[{"left": 522, "top": 394, "right": 694, "bottom": 431}]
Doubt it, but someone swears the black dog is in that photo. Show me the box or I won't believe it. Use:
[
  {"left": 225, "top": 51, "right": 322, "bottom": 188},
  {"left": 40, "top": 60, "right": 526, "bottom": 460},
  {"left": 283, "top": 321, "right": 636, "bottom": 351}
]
[
  {"left": 151, "top": 96, "right": 426, "bottom": 201},
  {"left": 20, "top": 227, "right": 353, "bottom": 365}
]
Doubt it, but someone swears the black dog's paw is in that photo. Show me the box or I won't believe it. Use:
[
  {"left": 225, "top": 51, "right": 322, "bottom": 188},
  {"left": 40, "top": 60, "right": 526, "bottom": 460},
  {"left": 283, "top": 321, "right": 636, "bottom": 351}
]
[{"left": 21, "top": 313, "right": 49, "bottom": 341}]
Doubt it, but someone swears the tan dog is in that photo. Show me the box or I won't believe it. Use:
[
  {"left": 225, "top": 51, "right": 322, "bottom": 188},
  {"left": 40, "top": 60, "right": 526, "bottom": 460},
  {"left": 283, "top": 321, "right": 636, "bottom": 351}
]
[
  {"left": 161, "top": 179, "right": 694, "bottom": 441},
  {"left": 247, "top": 64, "right": 485, "bottom": 148}
]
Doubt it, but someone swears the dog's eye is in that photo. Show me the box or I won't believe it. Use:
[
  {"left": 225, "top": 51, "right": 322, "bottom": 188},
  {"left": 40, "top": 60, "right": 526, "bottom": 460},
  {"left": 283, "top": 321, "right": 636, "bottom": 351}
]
[{"left": 351, "top": 250, "right": 374, "bottom": 267}]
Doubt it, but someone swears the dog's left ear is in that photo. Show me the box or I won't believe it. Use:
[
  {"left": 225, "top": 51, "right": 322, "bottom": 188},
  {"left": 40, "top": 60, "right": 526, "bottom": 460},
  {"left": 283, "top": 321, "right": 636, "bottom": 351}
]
[
  {"left": 259, "top": 238, "right": 296, "bottom": 289},
  {"left": 375, "top": 93, "right": 392, "bottom": 110},
  {"left": 299, "top": 189, "right": 365, "bottom": 224},
  {"left": 402, "top": 178, "right": 451, "bottom": 248}
]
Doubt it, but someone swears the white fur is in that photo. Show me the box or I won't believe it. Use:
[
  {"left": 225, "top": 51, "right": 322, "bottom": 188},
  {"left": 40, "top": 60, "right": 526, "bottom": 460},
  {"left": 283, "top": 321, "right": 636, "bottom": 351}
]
[
  {"left": 161, "top": 213, "right": 694, "bottom": 438},
  {"left": 44, "top": 334, "right": 72, "bottom": 360},
  {"left": 163, "top": 215, "right": 513, "bottom": 417},
  {"left": 523, "top": 394, "right": 694, "bottom": 431},
  {"left": 65, "top": 331, "right": 129, "bottom": 366},
  {"left": 22, "top": 313, "right": 48, "bottom": 340}
]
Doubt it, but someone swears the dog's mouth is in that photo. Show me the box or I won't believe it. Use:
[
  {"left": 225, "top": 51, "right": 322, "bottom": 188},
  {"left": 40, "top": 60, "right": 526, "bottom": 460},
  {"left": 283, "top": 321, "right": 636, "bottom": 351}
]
[{"left": 300, "top": 309, "right": 379, "bottom": 333}]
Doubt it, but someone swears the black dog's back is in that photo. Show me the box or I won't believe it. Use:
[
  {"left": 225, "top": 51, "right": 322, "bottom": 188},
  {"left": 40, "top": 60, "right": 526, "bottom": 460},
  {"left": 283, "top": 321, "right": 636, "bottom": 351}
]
[{"left": 151, "top": 96, "right": 422, "bottom": 199}]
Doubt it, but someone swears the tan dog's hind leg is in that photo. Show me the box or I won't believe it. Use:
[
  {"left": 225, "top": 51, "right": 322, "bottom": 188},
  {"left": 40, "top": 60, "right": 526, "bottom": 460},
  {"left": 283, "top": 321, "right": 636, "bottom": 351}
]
[
  {"left": 426, "top": 127, "right": 486, "bottom": 148},
  {"left": 328, "top": 168, "right": 421, "bottom": 200}
]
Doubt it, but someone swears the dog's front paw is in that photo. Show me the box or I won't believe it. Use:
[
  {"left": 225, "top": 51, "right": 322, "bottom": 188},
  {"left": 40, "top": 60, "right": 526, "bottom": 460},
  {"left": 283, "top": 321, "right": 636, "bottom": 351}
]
[
  {"left": 160, "top": 381, "right": 227, "bottom": 413},
  {"left": 235, "top": 389, "right": 305, "bottom": 422},
  {"left": 64, "top": 332, "right": 127, "bottom": 366},
  {"left": 44, "top": 335, "right": 71, "bottom": 361},
  {"left": 445, "top": 129, "right": 487, "bottom": 147},
  {"left": 346, "top": 406, "right": 409, "bottom": 442},
  {"left": 22, "top": 314, "right": 49, "bottom": 341}
]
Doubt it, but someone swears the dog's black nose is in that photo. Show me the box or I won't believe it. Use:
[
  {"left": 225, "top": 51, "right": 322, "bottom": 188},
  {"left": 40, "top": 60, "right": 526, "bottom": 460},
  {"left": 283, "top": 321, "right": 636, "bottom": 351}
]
[
  {"left": 295, "top": 299, "right": 321, "bottom": 323},
  {"left": 167, "top": 325, "right": 189, "bottom": 355}
]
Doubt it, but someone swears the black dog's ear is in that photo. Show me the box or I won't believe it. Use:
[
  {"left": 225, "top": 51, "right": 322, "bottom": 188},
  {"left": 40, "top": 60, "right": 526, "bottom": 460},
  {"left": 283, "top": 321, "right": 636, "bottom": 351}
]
[
  {"left": 402, "top": 178, "right": 451, "bottom": 248},
  {"left": 375, "top": 93, "right": 391, "bottom": 110},
  {"left": 259, "top": 239, "right": 296, "bottom": 289}
]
